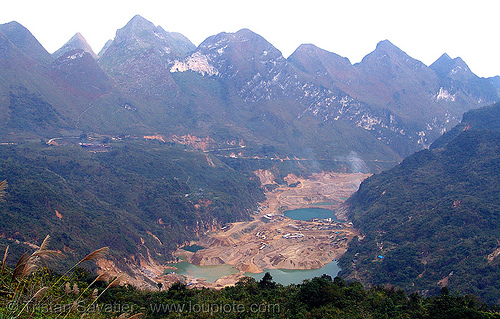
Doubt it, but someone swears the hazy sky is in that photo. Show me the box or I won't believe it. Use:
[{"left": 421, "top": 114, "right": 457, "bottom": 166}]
[{"left": 1, "top": 0, "right": 499, "bottom": 77}]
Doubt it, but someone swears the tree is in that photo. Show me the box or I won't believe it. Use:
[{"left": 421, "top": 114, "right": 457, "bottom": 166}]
[{"left": 259, "top": 272, "right": 276, "bottom": 290}]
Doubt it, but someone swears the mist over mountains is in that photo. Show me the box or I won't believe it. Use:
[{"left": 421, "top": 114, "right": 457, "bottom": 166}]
[{"left": 0, "top": 15, "right": 497, "bottom": 170}]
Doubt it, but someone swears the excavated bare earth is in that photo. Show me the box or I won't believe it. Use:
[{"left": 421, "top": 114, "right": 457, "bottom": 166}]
[{"left": 169, "top": 171, "right": 370, "bottom": 288}]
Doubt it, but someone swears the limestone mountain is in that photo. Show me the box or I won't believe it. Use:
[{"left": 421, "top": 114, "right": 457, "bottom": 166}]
[
  {"left": 0, "top": 22, "right": 116, "bottom": 139},
  {"left": 288, "top": 43, "right": 357, "bottom": 90},
  {"left": 430, "top": 53, "right": 498, "bottom": 106},
  {"left": 288, "top": 40, "right": 499, "bottom": 154},
  {"left": 353, "top": 40, "right": 439, "bottom": 110},
  {"left": 0, "top": 16, "right": 498, "bottom": 165},
  {"left": 164, "top": 28, "right": 402, "bottom": 170},
  {"left": 0, "top": 23, "right": 67, "bottom": 137},
  {"left": 52, "top": 32, "right": 97, "bottom": 59},
  {"left": 98, "top": 14, "right": 195, "bottom": 97},
  {"left": 0, "top": 21, "right": 53, "bottom": 65}
]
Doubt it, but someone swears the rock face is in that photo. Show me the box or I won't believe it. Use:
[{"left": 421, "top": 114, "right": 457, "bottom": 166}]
[
  {"left": 52, "top": 33, "right": 98, "bottom": 59},
  {"left": 97, "top": 15, "right": 195, "bottom": 98},
  {"left": 253, "top": 169, "right": 276, "bottom": 185}
]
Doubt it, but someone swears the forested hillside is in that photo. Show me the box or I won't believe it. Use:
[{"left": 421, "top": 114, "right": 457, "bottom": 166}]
[
  {"left": 0, "top": 139, "right": 264, "bottom": 269},
  {"left": 339, "top": 102, "right": 500, "bottom": 303}
]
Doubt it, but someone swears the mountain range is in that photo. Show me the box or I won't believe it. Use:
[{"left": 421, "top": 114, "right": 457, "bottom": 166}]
[
  {"left": 0, "top": 15, "right": 498, "bottom": 172},
  {"left": 1, "top": 15, "right": 500, "bottom": 293}
]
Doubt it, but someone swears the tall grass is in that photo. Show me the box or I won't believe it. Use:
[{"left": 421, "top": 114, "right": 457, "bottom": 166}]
[{"left": 0, "top": 237, "right": 141, "bottom": 318}]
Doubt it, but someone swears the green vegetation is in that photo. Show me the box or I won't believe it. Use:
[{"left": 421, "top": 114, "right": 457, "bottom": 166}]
[
  {"left": 340, "top": 102, "right": 500, "bottom": 304},
  {"left": 2, "top": 259, "right": 499, "bottom": 319},
  {"left": 0, "top": 139, "right": 264, "bottom": 269},
  {"left": 0, "top": 236, "right": 129, "bottom": 319},
  {"left": 7, "top": 86, "right": 65, "bottom": 134}
]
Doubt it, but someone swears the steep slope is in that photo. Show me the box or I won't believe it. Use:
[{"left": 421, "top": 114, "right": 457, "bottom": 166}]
[
  {"left": 288, "top": 43, "right": 358, "bottom": 90},
  {"left": 354, "top": 40, "right": 439, "bottom": 115},
  {"left": 491, "top": 76, "right": 500, "bottom": 96},
  {"left": 178, "top": 28, "right": 291, "bottom": 100},
  {"left": 52, "top": 32, "right": 97, "bottom": 59},
  {"left": 0, "top": 25, "right": 115, "bottom": 139},
  {"left": 0, "top": 139, "right": 264, "bottom": 273},
  {"left": 289, "top": 41, "right": 499, "bottom": 153},
  {"left": 98, "top": 15, "right": 195, "bottom": 97},
  {"left": 339, "top": 102, "right": 500, "bottom": 303},
  {"left": 431, "top": 53, "right": 498, "bottom": 107},
  {"left": 168, "top": 28, "right": 403, "bottom": 171},
  {"left": 74, "top": 15, "right": 201, "bottom": 135},
  {"left": 50, "top": 49, "right": 114, "bottom": 100},
  {"left": 431, "top": 102, "right": 500, "bottom": 149},
  {"left": 0, "top": 26, "right": 70, "bottom": 138},
  {"left": 0, "top": 21, "right": 53, "bottom": 65}
]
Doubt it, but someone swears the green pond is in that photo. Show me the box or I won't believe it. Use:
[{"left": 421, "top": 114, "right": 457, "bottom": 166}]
[
  {"left": 284, "top": 207, "right": 340, "bottom": 221},
  {"left": 168, "top": 208, "right": 343, "bottom": 284},
  {"left": 245, "top": 260, "right": 341, "bottom": 285},
  {"left": 166, "top": 261, "right": 239, "bottom": 283},
  {"left": 167, "top": 260, "right": 341, "bottom": 285}
]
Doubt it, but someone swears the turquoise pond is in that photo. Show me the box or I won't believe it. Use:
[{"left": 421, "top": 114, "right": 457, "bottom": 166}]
[
  {"left": 166, "top": 262, "right": 239, "bottom": 283},
  {"left": 245, "top": 260, "right": 340, "bottom": 285},
  {"left": 167, "top": 207, "right": 343, "bottom": 284},
  {"left": 167, "top": 260, "right": 340, "bottom": 285},
  {"left": 284, "top": 207, "right": 340, "bottom": 221}
]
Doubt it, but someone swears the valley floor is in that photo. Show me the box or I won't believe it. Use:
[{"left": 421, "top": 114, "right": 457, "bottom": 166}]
[{"left": 170, "top": 172, "right": 370, "bottom": 289}]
